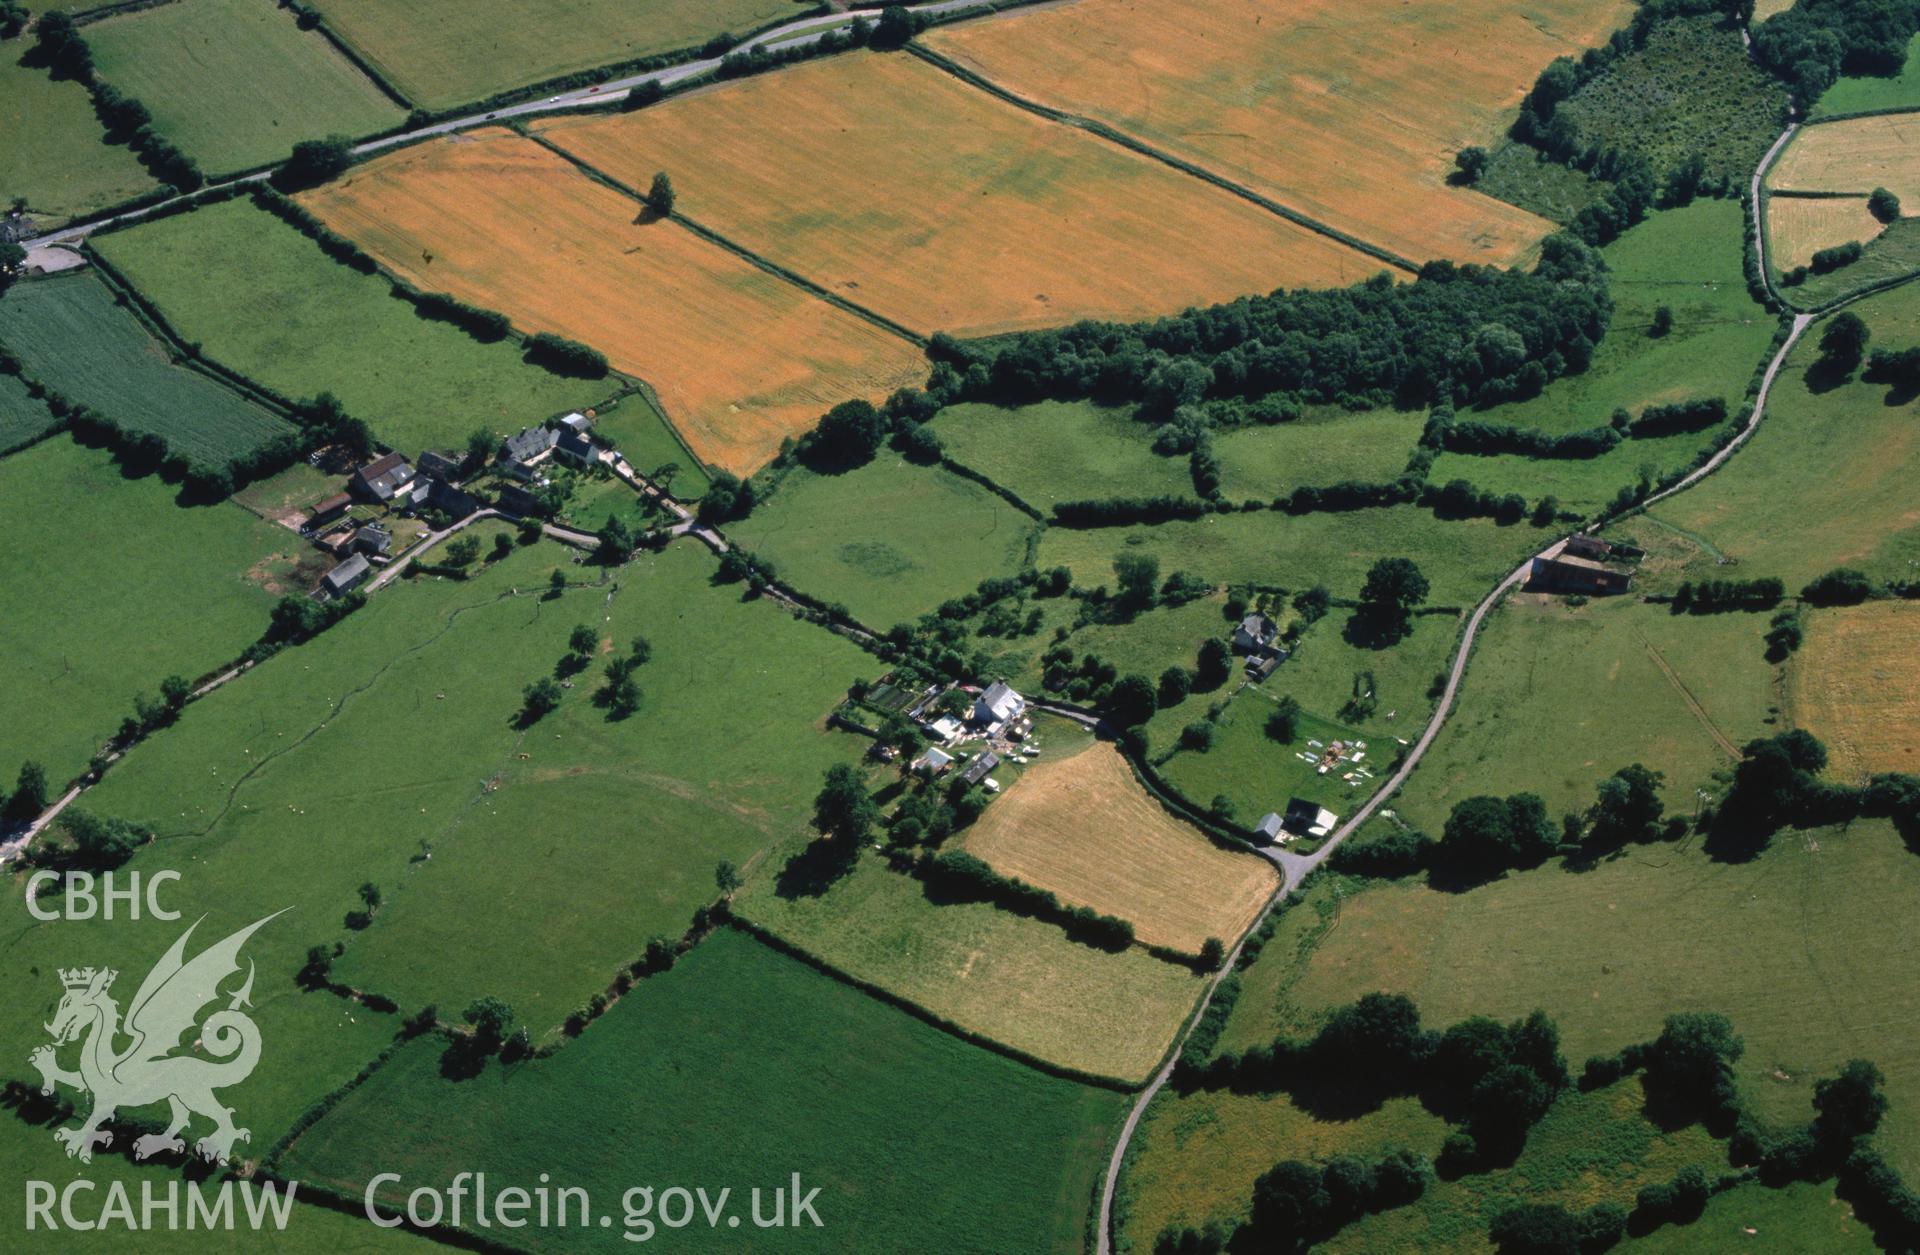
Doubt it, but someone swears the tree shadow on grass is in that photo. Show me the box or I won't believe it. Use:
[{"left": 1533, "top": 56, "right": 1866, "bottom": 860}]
[
  {"left": 772, "top": 835, "right": 858, "bottom": 900},
  {"left": 1341, "top": 609, "right": 1411, "bottom": 651}
]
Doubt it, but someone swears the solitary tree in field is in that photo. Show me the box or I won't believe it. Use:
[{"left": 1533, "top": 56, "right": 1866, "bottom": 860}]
[
  {"left": 1266, "top": 695, "right": 1303, "bottom": 744},
  {"left": 1354, "top": 557, "right": 1429, "bottom": 645},
  {"left": 645, "top": 171, "right": 675, "bottom": 216},
  {"left": 1649, "top": 304, "right": 1673, "bottom": 337},
  {"left": 521, "top": 677, "right": 563, "bottom": 722},
  {"left": 568, "top": 624, "right": 598, "bottom": 657},
  {"left": 1113, "top": 552, "right": 1161, "bottom": 609},
  {"left": 715, "top": 860, "right": 743, "bottom": 896},
  {"left": 6, "top": 760, "right": 48, "bottom": 821},
  {"left": 814, "top": 763, "right": 878, "bottom": 844},
  {"left": 1869, "top": 186, "right": 1901, "bottom": 224},
  {"left": 1453, "top": 146, "right": 1488, "bottom": 184},
  {"left": 1817, "top": 311, "right": 1870, "bottom": 377},
  {"left": 463, "top": 997, "right": 516, "bottom": 1055},
  {"left": 276, "top": 135, "right": 355, "bottom": 191}
]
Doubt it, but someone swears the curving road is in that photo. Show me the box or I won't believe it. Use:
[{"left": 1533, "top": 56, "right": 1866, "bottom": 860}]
[
  {"left": 30, "top": 0, "right": 1011, "bottom": 250},
  {"left": 1091, "top": 143, "right": 1830, "bottom": 1245}
]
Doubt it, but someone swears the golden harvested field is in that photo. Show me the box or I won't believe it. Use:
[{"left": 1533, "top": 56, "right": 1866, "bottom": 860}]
[
  {"left": 1790, "top": 602, "right": 1920, "bottom": 783},
  {"left": 1770, "top": 113, "right": 1920, "bottom": 202},
  {"left": 1766, "top": 195, "right": 1888, "bottom": 267},
  {"left": 298, "top": 128, "right": 926, "bottom": 474},
  {"left": 924, "top": 0, "right": 1633, "bottom": 267},
  {"left": 535, "top": 52, "right": 1384, "bottom": 337},
  {"left": 962, "top": 742, "right": 1279, "bottom": 954}
]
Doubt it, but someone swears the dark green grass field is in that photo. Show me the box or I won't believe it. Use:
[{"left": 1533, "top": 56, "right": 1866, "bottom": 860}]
[
  {"left": 309, "top": 0, "right": 801, "bottom": 111},
  {"left": 0, "top": 273, "right": 296, "bottom": 466},
  {"left": 93, "top": 198, "right": 607, "bottom": 454},
  {"left": 1814, "top": 31, "right": 1920, "bottom": 116},
  {"left": 0, "top": 53, "right": 157, "bottom": 225},
  {"left": 0, "top": 1113, "right": 446, "bottom": 1250},
  {"left": 1474, "top": 140, "right": 1612, "bottom": 224},
  {"left": 731, "top": 454, "right": 1042, "bottom": 628},
  {"left": 1650, "top": 280, "right": 1920, "bottom": 587},
  {"left": 84, "top": 0, "right": 405, "bottom": 176},
  {"left": 282, "top": 927, "right": 1126, "bottom": 1254},
  {"left": 0, "top": 436, "right": 290, "bottom": 788},
  {"left": 0, "top": 370, "right": 58, "bottom": 453}
]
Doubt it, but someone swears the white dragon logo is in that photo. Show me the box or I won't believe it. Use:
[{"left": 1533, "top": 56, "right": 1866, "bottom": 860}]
[{"left": 29, "top": 912, "right": 284, "bottom": 1165}]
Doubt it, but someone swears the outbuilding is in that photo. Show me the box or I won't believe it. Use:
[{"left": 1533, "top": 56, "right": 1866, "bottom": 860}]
[{"left": 321, "top": 553, "right": 370, "bottom": 597}]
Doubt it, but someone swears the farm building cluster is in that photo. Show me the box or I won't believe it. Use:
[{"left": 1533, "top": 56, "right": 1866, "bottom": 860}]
[
  {"left": 1232, "top": 611, "right": 1291, "bottom": 679},
  {"left": 907, "top": 681, "right": 1041, "bottom": 794},
  {"left": 298, "top": 411, "right": 613, "bottom": 598}
]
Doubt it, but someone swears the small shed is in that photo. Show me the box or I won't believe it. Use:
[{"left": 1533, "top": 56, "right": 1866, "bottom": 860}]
[
  {"left": 959, "top": 751, "right": 1000, "bottom": 787},
  {"left": 308, "top": 492, "right": 352, "bottom": 527},
  {"left": 912, "top": 747, "right": 955, "bottom": 776},
  {"left": 1254, "top": 812, "right": 1285, "bottom": 843}
]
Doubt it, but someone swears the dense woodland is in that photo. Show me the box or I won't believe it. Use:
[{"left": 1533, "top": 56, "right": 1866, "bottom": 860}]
[{"left": 930, "top": 236, "right": 1611, "bottom": 418}]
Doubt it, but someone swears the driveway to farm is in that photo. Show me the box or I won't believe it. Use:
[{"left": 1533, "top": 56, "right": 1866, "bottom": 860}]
[{"left": 30, "top": 0, "right": 1014, "bottom": 251}]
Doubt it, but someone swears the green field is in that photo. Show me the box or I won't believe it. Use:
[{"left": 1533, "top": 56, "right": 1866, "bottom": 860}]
[
  {"left": 1237, "top": 821, "right": 1920, "bottom": 1176},
  {"left": 85, "top": 0, "right": 405, "bottom": 176},
  {"left": 1160, "top": 695, "right": 1368, "bottom": 826},
  {"left": 1492, "top": 200, "right": 1776, "bottom": 432},
  {"left": 57, "top": 526, "right": 575, "bottom": 1000},
  {"left": 0, "top": 369, "right": 58, "bottom": 453},
  {"left": 0, "top": 1108, "right": 445, "bottom": 1249},
  {"left": 92, "top": 198, "right": 607, "bottom": 454},
  {"left": 1627, "top": 1179, "right": 1875, "bottom": 1251},
  {"left": 590, "top": 390, "right": 712, "bottom": 499},
  {"left": 1432, "top": 201, "right": 1776, "bottom": 512},
  {"left": 0, "top": 272, "right": 296, "bottom": 467},
  {"left": 1650, "top": 280, "right": 1920, "bottom": 587},
  {"left": 1383, "top": 591, "right": 1777, "bottom": 835},
  {"left": 0, "top": 436, "right": 290, "bottom": 789},
  {"left": 1213, "top": 410, "right": 1427, "bottom": 503},
  {"left": 324, "top": 540, "right": 873, "bottom": 1024},
  {"left": 0, "top": 52, "right": 157, "bottom": 225},
  {"left": 735, "top": 847, "right": 1206, "bottom": 1082},
  {"left": 933, "top": 399, "right": 1194, "bottom": 509},
  {"left": 730, "top": 454, "right": 1043, "bottom": 629},
  {"left": 932, "top": 400, "right": 1427, "bottom": 512},
  {"left": 309, "top": 0, "right": 804, "bottom": 110},
  {"left": 1037, "top": 506, "right": 1533, "bottom": 610},
  {"left": 1814, "top": 32, "right": 1920, "bottom": 116},
  {"left": 59, "top": 534, "right": 864, "bottom": 1033},
  {"left": 283, "top": 927, "right": 1125, "bottom": 1254}
]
